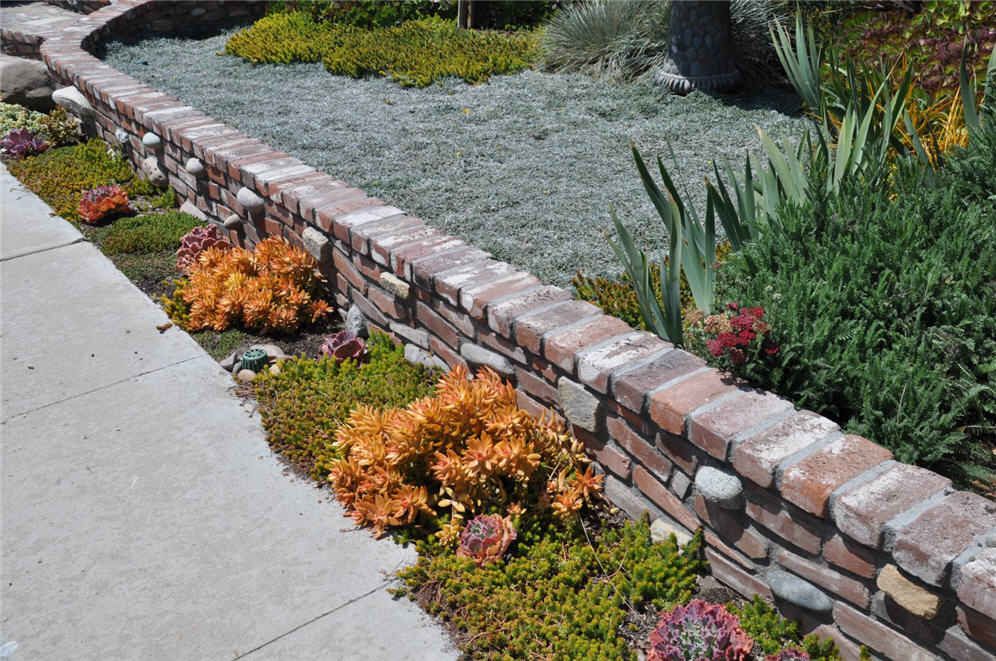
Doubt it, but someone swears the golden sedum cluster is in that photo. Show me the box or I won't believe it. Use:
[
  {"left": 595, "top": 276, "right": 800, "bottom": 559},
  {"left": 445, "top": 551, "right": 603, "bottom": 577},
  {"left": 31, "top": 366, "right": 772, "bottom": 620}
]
[{"left": 330, "top": 365, "right": 602, "bottom": 542}]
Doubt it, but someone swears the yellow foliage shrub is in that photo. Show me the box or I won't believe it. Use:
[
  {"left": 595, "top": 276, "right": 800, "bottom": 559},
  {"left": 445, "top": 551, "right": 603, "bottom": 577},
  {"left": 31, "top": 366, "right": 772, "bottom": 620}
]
[
  {"left": 330, "top": 365, "right": 602, "bottom": 541},
  {"left": 168, "top": 236, "right": 331, "bottom": 334}
]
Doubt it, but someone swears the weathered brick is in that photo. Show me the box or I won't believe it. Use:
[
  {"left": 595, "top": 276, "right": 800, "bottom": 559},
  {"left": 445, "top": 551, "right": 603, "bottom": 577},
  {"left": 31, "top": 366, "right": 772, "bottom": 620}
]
[
  {"left": 823, "top": 533, "right": 878, "bottom": 579},
  {"left": 411, "top": 246, "right": 490, "bottom": 289},
  {"left": 299, "top": 187, "right": 364, "bottom": 224},
  {"left": 514, "top": 300, "right": 602, "bottom": 355},
  {"left": 705, "top": 548, "right": 773, "bottom": 601},
  {"left": 428, "top": 298, "right": 476, "bottom": 339},
  {"left": 956, "top": 547, "right": 996, "bottom": 619},
  {"left": 416, "top": 301, "right": 459, "bottom": 349},
  {"left": 369, "top": 223, "right": 439, "bottom": 265},
  {"left": 833, "top": 602, "right": 936, "bottom": 661},
  {"left": 352, "top": 252, "right": 385, "bottom": 282},
  {"left": 694, "top": 494, "right": 768, "bottom": 561},
  {"left": 611, "top": 348, "right": 702, "bottom": 415},
  {"left": 731, "top": 410, "right": 840, "bottom": 488},
  {"left": 603, "top": 474, "right": 658, "bottom": 521},
  {"left": 349, "top": 214, "right": 423, "bottom": 254},
  {"left": 576, "top": 429, "right": 632, "bottom": 480},
  {"left": 633, "top": 466, "right": 700, "bottom": 532},
  {"left": 576, "top": 332, "right": 671, "bottom": 394},
  {"left": 392, "top": 236, "right": 465, "bottom": 279},
  {"left": 544, "top": 316, "right": 632, "bottom": 374},
  {"left": 745, "top": 487, "right": 823, "bottom": 554},
  {"left": 958, "top": 605, "right": 996, "bottom": 650},
  {"left": 811, "top": 625, "right": 865, "bottom": 661},
  {"left": 876, "top": 564, "right": 944, "bottom": 620},
  {"left": 487, "top": 286, "right": 572, "bottom": 339},
  {"left": 429, "top": 335, "right": 466, "bottom": 371},
  {"left": 832, "top": 463, "right": 951, "bottom": 549},
  {"left": 607, "top": 415, "right": 672, "bottom": 477},
  {"left": 332, "top": 248, "right": 365, "bottom": 293},
  {"left": 433, "top": 259, "right": 517, "bottom": 307},
  {"left": 780, "top": 435, "right": 893, "bottom": 518},
  {"left": 777, "top": 549, "right": 870, "bottom": 608},
  {"left": 892, "top": 492, "right": 996, "bottom": 586},
  {"left": 514, "top": 366, "right": 560, "bottom": 406},
  {"left": 938, "top": 625, "right": 996, "bottom": 661},
  {"left": 460, "top": 272, "right": 542, "bottom": 320},
  {"left": 649, "top": 369, "right": 739, "bottom": 436},
  {"left": 331, "top": 205, "right": 404, "bottom": 244},
  {"left": 657, "top": 430, "right": 699, "bottom": 476},
  {"left": 688, "top": 390, "right": 793, "bottom": 461},
  {"left": 704, "top": 531, "right": 755, "bottom": 569},
  {"left": 367, "top": 285, "right": 409, "bottom": 322},
  {"left": 315, "top": 197, "right": 383, "bottom": 233}
]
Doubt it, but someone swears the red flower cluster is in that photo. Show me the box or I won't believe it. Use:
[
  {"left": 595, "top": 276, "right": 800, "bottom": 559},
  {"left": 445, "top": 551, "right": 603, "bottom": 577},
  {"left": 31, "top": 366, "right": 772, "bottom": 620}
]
[{"left": 704, "top": 303, "right": 778, "bottom": 365}]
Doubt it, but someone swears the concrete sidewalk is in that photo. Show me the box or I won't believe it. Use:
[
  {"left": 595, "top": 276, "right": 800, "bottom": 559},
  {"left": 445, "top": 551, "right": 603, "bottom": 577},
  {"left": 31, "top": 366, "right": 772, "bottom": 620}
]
[{"left": 0, "top": 164, "right": 457, "bottom": 660}]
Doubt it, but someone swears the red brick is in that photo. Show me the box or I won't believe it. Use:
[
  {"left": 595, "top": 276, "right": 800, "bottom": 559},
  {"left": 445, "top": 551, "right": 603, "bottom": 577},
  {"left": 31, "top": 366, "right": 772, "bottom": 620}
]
[
  {"left": 433, "top": 260, "right": 517, "bottom": 307},
  {"left": 392, "top": 236, "right": 464, "bottom": 279},
  {"left": 831, "top": 463, "right": 951, "bottom": 549},
  {"left": 704, "top": 531, "right": 755, "bottom": 569},
  {"left": 812, "top": 625, "right": 865, "bottom": 661},
  {"left": 332, "top": 205, "right": 404, "bottom": 244},
  {"left": 278, "top": 175, "right": 345, "bottom": 212},
  {"left": 688, "top": 390, "right": 793, "bottom": 461},
  {"left": 544, "top": 316, "right": 632, "bottom": 374},
  {"left": 732, "top": 410, "right": 840, "bottom": 488},
  {"left": 607, "top": 415, "right": 672, "bottom": 477},
  {"left": 577, "top": 332, "right": 671, "bottom": 395},
  {"left": 487, "top": 286, "right": 572, "bottom": 339},
  {"left": 254, "top": 164, "right": 317, "bottom": 197},
  {"left": 429, "top": 335, "right": 466, "bottom": 371},
  {"left": 332, "top": 248, "right": 365, "bottom": 293},
  {"left": 705, "top": 548, "right": 773, "bottom": 601},
  {"left": 893, "top": 492, "right": 996, "bottom": 586},
  {"left": 315, "top": 197, "right": 383, "bottom": 233},
  {"left": 299, "top": 187, "right": 364, "bottom": 223},
  {"left": 957, "top": 547, "right": 996, "bottom": 619},
  {"left": 262, "top": 216, "right": 282, "bottom": 237},
  {"left": 695, "top": 494, "right": 768, "bottom": 560},
  {"left": 958, "top": 605, "right": 996, "bottom": 650},
  {"left": 608, "top": 400, "right": 652, "bottom": 436},
  {"left": 352, "top": 253, "right": 384, "bottom": 282},
  {"left": 649, "top": 369, "right": 739, "bottom": 436},
  {"left": 657, "top": 431, "right": 699, "bottom": 476},
  {"left": 428, "top": 298, "right": 476, "bottom": 339},
  {"left": 633, "top": 466, "right": 699, "bottom": 532},
  {"left": 514, "top": 300, "right": 602, "bottom": 355},
  {"left": 416, "top": 301, "right": 459, "bottom": 349},
  {"left": 833, "top": 602, "right": 937, "bottom": 661},
  {"left": 745, "top": 488, "right": 823, "bottom": 554},
  {"left": 479, "top": 328, "right": 527, "bottom": 365},
  {"left": 460, "top": 272, "right": 542, "bottom": 320},
  {"left": 777, "top": 549, "right": 870, "bottom": 607},
  {"left": 514, "top": 366, "right": 559, "bottom": 405},
  {"left": 823, "top": 533, "right": 878, "bottom": 579},
  {"left": 226, "top": 150, "right": 287, "bottom": 181},
  {"left": 611, "top": 348, "right": 701, "bottom": 415},
  {"left": 780, "top": 435, "right": 893, "bottom": 518},
  {"left": 576, "top": 429, "right": 632, "bottom": 480},
  {"left": 411, "top": 246, "right": 491, "bottom": 289},
  {"left": 369, "top": 223, "right": 440, "bottom": 265},
  {"left": 367, "top": 286, "right": 409, "bottom": 322},
  {"left": 516, "top": 389, "right": 561, "bottom": 425},
  {"left": 938, "top": 625, "right": 996, "bottom": 661},
  {"left": 349, "top": 215, "right": 424, "bottom": 254}
]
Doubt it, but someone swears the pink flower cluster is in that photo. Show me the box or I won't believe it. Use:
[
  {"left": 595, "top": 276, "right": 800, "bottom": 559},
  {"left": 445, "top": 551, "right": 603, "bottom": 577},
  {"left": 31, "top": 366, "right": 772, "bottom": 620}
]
[{"left": 704, "top": 302, "right": 778, "bottom": 365}]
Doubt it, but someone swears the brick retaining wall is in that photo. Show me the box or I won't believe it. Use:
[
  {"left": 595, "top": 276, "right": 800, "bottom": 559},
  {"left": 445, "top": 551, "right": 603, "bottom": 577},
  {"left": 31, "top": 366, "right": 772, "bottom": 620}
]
[{"left": 12, "top": 2, "right": 996, "bottom": 658}]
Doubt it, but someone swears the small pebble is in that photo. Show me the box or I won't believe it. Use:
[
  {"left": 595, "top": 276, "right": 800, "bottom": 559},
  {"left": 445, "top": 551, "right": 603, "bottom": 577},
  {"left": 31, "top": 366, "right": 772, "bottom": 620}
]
[{"left": 236, "top": 369, "right": 257, "bottom": 383}]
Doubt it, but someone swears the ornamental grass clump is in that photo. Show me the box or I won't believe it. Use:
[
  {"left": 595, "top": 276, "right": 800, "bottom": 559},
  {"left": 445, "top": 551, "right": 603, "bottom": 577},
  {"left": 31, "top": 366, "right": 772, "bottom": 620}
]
[
  {"left": 252, "top": 332, "right": 438, "bottom": 479},
  {"left": 164, "top": 236, "right": 331, "bottom": 334},
  {"left": 330, "top": 365, "right": 601, "bottom": 541},
  {"left": 648, "top": 600, "right": 752, "bottom": 661}
]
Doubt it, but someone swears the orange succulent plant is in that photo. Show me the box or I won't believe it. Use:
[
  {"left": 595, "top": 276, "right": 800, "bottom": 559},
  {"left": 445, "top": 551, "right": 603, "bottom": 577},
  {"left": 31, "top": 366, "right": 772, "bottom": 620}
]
[
  {"left": 329, "top": 365, "right": 602, "bottom": 541},
  {"left": 167, "top": 236, "right": 331, "bottom": 334}
]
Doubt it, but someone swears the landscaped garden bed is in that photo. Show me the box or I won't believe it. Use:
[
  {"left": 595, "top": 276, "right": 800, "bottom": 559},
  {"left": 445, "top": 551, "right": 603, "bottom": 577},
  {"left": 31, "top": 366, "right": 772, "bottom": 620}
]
[{"left": 7, "top": 0, "right": 996, "bottom": 658}]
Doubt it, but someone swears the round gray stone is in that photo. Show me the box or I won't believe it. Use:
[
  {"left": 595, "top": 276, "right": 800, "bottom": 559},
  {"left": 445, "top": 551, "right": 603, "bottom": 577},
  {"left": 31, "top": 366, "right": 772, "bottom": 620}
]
[
  {"left": 141, "top": 132, "right": 162, "bottom": 149},
  {"left": 694, "top": 466, "right": 744, "bottom": 510},
  {"left": 766, "top": 569, "right": 833, "bottom": 613},
  {"left": 185, "top": 157, "right": 206, "bottom": 178},
  {"left": 52, "top": 86, "right": 93, "bottom": 118},
  {"left": 220, "top": 350, "right": 238, "bottom": 372},
  {"left": 235, "top": 369, "right": 257, "bottom": 383},
  {"left": 345, "top": 304, "right": 368, "bottom": 338},
  {"left": 236, "top": 187, "right": 264, "bottom": 211},
  {"left": 114, "top": 128, "right": 129, "bottom": 145},
  {"left": 223, "top": 214, "right": 242, "bottom": 230}
]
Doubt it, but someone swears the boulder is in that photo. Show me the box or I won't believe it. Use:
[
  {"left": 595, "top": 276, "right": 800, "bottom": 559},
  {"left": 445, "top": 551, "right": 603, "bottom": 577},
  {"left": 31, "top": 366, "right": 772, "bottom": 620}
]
[
  {"left": 141, "top": 156, "right": 167, "bottom": 187},
  {"left": 345, "top": 304, "right": 368, "bottom": 338},
  {"left": 0, "top": 55, "right": 54, "bottom": 112},
  {"left": 52, "top": 86, "right": 93, "bottom": 118}
]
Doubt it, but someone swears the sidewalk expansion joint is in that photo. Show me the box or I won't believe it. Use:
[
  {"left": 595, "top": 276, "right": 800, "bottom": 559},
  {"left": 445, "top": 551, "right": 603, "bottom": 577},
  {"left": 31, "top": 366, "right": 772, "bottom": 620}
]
[
  {"left": 0, "top": 355, "right": 201, "bottom": 423},
  {"left": 0, "top": 237, "right": 84, "bottom": 262},
  {"left": 235, "top": 581, "right": 393, "bottom": 659}
]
